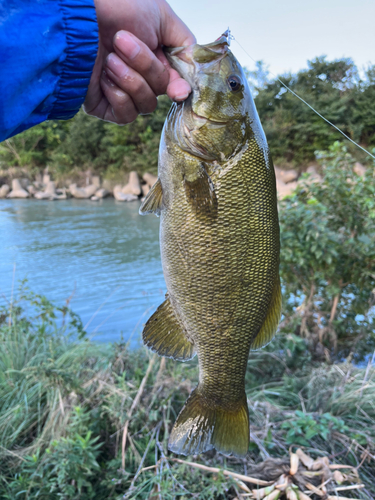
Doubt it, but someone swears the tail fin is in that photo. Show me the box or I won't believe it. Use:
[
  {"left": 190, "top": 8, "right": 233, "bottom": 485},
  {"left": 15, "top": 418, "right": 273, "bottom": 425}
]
[{"left": 168, "top": 388, "right": 249, "bottom": 457}]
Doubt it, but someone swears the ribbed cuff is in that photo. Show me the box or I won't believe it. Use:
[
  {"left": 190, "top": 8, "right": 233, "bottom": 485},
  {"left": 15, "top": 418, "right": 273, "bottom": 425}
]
[{"left": 49, "top": 0, "right": 99, "bottom": 120}]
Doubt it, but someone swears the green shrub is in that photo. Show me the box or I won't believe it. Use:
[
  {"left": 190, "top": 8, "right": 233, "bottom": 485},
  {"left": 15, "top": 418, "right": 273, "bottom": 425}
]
[
  {"left": 279, "top": 142, "right": 375, "bottom": 360},
  {"left": 281, "top": 410, "right": 349, "bottom": 446},
  {"left": 253, "top": 57, "right": 375, "bottom": 165},
  {"left": 4, "top": 407, "right": 102, "bottom": 500}
]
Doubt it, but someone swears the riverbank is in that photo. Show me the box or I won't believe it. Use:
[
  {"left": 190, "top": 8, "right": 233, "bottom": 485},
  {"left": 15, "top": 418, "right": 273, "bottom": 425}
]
[
  {"left": 1, "top": 289, "right": 374, "bottom": 499},
  {"left": 0, "top": 159, "right": 369, "bottom": 202},
  {"left": 0, "top": 169, "right": 158, "bottom": 202}
]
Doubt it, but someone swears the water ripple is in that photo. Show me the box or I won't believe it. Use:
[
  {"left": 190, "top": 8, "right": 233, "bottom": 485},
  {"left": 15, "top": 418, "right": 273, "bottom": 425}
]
[{"left": 0, "top": 198, "right": 165, "bottom": 346}]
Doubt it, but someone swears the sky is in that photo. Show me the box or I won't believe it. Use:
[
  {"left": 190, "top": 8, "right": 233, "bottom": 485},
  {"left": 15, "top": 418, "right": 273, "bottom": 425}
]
[{"left": 168, "top": 0, "right": 375, "bottom": 77}]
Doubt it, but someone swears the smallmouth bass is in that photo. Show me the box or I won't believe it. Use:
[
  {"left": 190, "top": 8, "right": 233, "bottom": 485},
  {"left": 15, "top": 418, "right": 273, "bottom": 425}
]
[{"left": 140, "top": 31, "right": 281, "bottom": 457}]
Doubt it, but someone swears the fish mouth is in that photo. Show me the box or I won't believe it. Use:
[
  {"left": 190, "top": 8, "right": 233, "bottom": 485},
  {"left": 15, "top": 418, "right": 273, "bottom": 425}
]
[
  {"left": 191, "top": 112, "right": 227, "bottom": 128},
  {"left": 164, "top": 31, "right": 230, "bottom": 86}
]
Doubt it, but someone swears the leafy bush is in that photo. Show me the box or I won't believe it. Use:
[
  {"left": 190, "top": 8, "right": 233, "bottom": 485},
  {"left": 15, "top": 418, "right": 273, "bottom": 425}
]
[
  {"left": 253, "top": 57, "right": 375, "bottom": 165},
  {"left": 279, "top": 142, "right": 375, "bottom": 360},
  {"left": 5, "top": 407, "right": 102, "bottom": 499},
  {"left": 281, "top": 410, "right": 348, "bottom": 446}
]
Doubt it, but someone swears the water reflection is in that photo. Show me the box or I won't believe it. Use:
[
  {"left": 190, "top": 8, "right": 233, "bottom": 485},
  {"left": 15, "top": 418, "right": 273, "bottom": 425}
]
[{"left": 0, "top": 199, "right": 166, "bottom": 345}]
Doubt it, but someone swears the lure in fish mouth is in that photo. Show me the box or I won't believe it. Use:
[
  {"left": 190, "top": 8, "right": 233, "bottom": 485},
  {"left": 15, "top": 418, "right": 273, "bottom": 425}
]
[{"left": 139, "top": 32, "right": 281, "bottom": 458}]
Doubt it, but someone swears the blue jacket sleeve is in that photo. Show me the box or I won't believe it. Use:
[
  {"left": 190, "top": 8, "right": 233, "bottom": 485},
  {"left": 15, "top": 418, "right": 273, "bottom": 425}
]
[{"left": 0, "top": 0, "right": 99, "bottom": 141}]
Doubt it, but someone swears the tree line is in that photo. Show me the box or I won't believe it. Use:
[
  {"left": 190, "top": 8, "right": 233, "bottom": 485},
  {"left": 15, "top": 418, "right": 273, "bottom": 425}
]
[{"left": 0, "top": 56, "right": 374, "bottom": 180}]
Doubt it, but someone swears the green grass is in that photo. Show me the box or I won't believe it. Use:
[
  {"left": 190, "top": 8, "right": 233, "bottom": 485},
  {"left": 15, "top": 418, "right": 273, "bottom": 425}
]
[{"left": 0, "top": 289, "right": 374, "bottom": 499}]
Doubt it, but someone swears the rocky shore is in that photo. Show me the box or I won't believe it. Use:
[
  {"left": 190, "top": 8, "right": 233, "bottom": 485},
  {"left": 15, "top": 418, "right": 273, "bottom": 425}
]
[
  {"left": 0, "top": 171, "right": 158, "bottom": 202},
  {"left": 0, "top": 162, "right": 367, "bottom": 201}
]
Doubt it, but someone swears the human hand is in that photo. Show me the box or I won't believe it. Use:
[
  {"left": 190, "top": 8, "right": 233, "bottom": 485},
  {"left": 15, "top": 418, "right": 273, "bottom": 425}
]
[{"left": 83, "top": 0, "right": 196, "bottom": 124}]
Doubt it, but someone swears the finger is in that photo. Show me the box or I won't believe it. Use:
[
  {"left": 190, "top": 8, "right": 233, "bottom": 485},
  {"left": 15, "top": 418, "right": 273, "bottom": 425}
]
[
  {"left": 83, "top": 45, "right": 108, "bottom": 115},
  {"left": 100, "top": 71, "right": 138, "bottom": 124},
  {"left": 156, "top": 49, "right": 191, "bottom": 101},
  {"left": 113, "top": 31, "right": 169, "bottom": 96},
  {"left": 105, "top": 53, "right": 158, "bottom": 115},
  {"left": 160, "top": 2, "right": 196, "bottom": 48}
]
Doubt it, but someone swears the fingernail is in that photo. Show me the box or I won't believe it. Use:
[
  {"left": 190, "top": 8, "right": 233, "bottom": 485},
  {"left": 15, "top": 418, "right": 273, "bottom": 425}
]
[
  {"left": 101, "top": 69, "right": 115, "bottom": 86},
  {"left": 115, "top": 31, "right": 140, "bottom": 60},
  {"left": 106, "top": 53, "right": 129, "bottom": 78},
  {"left": 174, "top": 93, "right": 189, "bottom": 101}
]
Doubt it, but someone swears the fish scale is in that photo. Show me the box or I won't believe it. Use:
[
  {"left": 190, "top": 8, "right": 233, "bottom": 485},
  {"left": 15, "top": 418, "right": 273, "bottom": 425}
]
[{"left": 140, "top": 32, "right": 281, "bottom": 457}]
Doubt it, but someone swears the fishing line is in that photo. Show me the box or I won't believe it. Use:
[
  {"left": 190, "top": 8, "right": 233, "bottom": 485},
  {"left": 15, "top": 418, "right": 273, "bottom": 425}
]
[{"left": 231, "top": 35, "right": 375, "bottom": 161}]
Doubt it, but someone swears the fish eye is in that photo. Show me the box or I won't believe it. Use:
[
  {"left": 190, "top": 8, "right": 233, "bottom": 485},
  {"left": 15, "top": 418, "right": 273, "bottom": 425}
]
[{"left": 227, "top": 75, "right": 242, "bottom": 92}]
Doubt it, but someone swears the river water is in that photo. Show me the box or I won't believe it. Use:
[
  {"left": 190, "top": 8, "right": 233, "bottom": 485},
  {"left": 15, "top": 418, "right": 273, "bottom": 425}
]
[{"left": 0, "top": 199, "right": 165, "bottom": 345}]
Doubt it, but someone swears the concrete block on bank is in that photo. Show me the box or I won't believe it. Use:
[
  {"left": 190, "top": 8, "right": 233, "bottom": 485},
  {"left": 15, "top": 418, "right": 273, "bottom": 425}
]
[
  {"left": 95, "top": 188, "right": 109, "bottom": 199},
  {"left": 42, "top": 174, "right": 51, "bottom": 185},
  {"left": 0, "top": 184, "right": 10, "bottom": 198},
  {"left": 35, "top": 173, "right": 43, "bottom": 184},
  {"left": 55, "top": 189, "right": 67, "bottom": 200},
  {"left": 114, "top": 185, "right": 138, "bottom": 201},
  {"left": 92, "top": 176, "right": 101, "bottom": 187},
  {"left": 69, "top": 184, "right": 98, "bottom": 199},
  {"left": 121, "top": 171, "right": 141, "bottom": 196},
  {"left": 102, "top": 179, "right": 116, "bottom": 194},
  {"left": 35, "top": 181, "right": 60, "bottom": 200},
  {"left": 143, "top": 173, "right": 157, "bottom": 187},
  {"left": 7, "top": 179, "right": 29, "bottom": 198}
]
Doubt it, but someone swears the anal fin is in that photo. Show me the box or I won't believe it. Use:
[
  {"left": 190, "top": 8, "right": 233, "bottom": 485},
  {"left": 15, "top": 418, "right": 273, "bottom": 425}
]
[
  {"left": 142, "top": 298, "right": 195, "bottom": 361},
  {"left": 139, "top": 178, "right": 163, "bottom": 216},
  {"left": 251, "top": 276, "right": 282, "bottom": 351}
]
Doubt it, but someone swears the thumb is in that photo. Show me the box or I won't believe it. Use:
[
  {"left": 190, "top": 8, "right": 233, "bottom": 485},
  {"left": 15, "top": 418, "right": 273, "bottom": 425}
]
[{"left": 160, "top": 2, "right": 196, "bottom": 48}]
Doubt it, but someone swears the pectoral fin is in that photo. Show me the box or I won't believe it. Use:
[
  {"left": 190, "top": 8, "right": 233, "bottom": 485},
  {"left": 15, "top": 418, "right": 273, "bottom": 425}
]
[
  {"left": 184, "top": 166, "right": 217, "bottom": 218},
  {"left": 251, "top": 276, "right": 282, "bottom": 350},
  {"left": 139, "top": 178, "right": 163, "bottom": 216},
  {"left": 142, "top": 297, "right": 196, "bottom": 361}
]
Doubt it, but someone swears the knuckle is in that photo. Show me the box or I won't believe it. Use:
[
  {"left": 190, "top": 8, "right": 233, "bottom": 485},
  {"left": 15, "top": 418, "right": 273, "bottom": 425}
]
[
  {"left": 109, "top": 93, "right": 138, "bottom": 124},
  {"left": 115, "top": 91, "right": 131, "bottom": 108},
  {"left": 133, "top": 78, "right": 147, "bottom": 94},
  {"left": 142, "top": 57, "right": 154, "bottom": 74}
]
